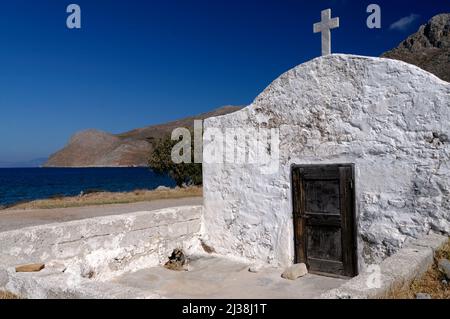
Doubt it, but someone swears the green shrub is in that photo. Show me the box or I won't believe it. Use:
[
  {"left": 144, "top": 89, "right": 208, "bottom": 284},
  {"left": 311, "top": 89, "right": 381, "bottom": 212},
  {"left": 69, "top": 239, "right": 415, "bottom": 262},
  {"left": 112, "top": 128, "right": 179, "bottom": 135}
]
[{"left": 148, "top": 134, "right": 202, "bottom": 187}]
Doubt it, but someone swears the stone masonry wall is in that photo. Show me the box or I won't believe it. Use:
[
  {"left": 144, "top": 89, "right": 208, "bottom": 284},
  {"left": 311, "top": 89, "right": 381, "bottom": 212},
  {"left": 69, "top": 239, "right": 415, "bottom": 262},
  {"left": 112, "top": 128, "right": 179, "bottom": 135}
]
[
  {"left": 0, "top": 206, "right": 201, "bottom": 281},
  {"left": 202, "top": 54, "right": 450, "bottom": 269}
]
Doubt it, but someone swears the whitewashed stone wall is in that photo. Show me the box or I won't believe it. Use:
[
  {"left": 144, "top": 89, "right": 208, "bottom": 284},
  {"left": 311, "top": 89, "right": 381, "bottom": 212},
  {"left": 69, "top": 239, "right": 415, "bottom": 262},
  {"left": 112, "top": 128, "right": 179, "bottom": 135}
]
[
  {"left": 202, "top": 54, "right": 450, "bottom": 269},
  {"left": 0, "top": 206, "right": 201, "bottom": 282}
]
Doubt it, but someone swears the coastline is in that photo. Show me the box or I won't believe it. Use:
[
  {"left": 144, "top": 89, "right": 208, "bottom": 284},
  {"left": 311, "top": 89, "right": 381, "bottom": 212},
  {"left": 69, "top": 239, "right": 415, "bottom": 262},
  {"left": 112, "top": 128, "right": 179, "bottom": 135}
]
[
  {"left": 0, "top": 167, "right": 176, "bottom": 208},
  {"left": 1, "top": 186, "right": 202, "bottom": 211}
]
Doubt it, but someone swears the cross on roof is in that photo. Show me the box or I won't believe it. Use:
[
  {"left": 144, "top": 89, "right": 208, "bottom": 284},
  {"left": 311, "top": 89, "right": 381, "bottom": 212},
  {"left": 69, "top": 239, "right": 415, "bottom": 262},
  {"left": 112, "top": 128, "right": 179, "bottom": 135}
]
[{"left": 313, "top": 9, "right": 340, "bottom": 56}]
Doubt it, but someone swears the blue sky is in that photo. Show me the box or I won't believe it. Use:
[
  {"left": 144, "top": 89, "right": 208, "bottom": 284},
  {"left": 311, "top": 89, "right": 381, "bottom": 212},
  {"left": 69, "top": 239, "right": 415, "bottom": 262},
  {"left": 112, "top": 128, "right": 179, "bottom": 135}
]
[{"left": 0, "top": 0, "right": 449, "bottom": 162}]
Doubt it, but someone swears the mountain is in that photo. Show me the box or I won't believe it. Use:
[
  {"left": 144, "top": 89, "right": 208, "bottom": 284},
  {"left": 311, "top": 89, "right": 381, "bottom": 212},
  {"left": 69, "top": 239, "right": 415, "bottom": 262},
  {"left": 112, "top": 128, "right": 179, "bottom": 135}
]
[
  {"left": 44, "top": 106, "right": 241, "bottom": 167},
  {"left": 382, "top": 13, "right": 450, "bottom": 82}
]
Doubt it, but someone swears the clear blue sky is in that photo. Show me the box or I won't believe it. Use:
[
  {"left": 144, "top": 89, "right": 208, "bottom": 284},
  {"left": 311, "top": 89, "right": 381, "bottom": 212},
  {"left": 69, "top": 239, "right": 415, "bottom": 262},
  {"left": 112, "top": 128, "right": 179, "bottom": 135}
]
[{"left": 0, "top": 0, "right": 448, "bottom": 162}]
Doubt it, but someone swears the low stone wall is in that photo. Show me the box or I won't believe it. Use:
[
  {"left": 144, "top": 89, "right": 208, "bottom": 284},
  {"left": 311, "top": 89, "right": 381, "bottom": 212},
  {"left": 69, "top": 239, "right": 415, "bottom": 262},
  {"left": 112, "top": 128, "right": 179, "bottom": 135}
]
[
  {"left": 320, "top": 234, "right": 448, "bottom": 299},
  {"left": 0, "top": 206, "right": 202, "bottom": 284}
]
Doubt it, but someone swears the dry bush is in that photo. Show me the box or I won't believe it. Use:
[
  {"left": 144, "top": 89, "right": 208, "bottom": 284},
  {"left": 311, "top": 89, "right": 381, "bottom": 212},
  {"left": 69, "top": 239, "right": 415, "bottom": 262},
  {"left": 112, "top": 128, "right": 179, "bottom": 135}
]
[
  {"left": 0, "top": 291, "right": 19, "bottom": 299},
  {"left": 386, "top": 240, "right": 450, "bottom": 299}
]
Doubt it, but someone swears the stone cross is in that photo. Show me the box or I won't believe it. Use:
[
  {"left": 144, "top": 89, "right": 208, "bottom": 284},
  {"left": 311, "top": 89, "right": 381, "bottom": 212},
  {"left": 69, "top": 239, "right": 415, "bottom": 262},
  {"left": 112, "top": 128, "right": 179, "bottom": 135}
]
[{"left": 313, "top": 9, "right": 340, "bottom": 56}]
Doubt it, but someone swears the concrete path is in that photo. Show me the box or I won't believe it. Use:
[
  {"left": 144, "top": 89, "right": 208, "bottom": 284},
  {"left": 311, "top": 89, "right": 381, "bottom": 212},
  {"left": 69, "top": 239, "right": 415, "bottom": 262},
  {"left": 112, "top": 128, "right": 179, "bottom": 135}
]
[
  {"left": 0, "top": 197, "right": 203, "bottom": 233},
  {"left": 111, "top": 256, "right": 347, "bottom": 299}
]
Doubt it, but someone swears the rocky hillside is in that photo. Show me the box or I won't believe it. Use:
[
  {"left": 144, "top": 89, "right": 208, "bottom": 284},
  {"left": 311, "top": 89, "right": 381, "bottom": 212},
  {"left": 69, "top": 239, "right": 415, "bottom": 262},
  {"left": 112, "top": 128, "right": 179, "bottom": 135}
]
[
  {"left": 382, "top": 13, "right": 450, "bottom": 82},
  {"left": 44, "top": 106, "right": 241, "bottom": 167}
]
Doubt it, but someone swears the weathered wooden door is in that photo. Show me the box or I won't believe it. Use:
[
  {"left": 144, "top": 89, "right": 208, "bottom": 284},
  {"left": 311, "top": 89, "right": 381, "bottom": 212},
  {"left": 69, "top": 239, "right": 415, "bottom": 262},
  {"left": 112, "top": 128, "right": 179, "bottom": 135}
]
[{"left": 292, "top": 165, "right": 357, "bottom": 277}]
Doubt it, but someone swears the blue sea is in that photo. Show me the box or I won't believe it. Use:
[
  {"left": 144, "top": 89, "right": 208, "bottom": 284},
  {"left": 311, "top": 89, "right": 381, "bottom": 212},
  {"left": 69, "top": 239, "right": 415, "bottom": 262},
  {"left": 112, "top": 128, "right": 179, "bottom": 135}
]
[{"left": 0, "top": 168, "right": 175, "bottom": 207}]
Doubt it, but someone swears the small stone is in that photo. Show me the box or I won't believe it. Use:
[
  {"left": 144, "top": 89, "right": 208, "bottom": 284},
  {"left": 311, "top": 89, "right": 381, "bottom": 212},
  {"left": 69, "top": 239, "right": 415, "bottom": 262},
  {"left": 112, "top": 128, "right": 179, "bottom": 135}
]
[
  {"left": 164, "top": 249, "right": 187, "bottom": 271},
  {"left": 156, "top": 186, "right": 170, "bottom": 191},
  {"left": 441, "top": 279, "right": 448, "bottom": 286},
  {"left": 416, "top": 293, "right": 432, "bottom": 299},
  {"left": 248, "top": 262, "right": 265, "bottom": 273},
  {"left": 281, "top": 263, "right": 308, "bottom": 280},
  {"left": 438, "top": 259, "right": 450, "bottom": 280},
  {"left": 200, "top": 239, "right": 216, "bottom": 254},
  {"left": 15, "top": 263, "right": 45, "bottom": 273}
]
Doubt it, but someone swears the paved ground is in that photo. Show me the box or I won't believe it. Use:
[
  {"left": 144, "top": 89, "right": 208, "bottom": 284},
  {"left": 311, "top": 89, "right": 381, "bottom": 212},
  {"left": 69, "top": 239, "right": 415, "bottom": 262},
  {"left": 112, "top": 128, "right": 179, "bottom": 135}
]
[
  {"left": 111, "top": 256, "right": 347, "bottom": 299},
  {"left": 0, "top": 197, "right": 203, "bottom": 233}
]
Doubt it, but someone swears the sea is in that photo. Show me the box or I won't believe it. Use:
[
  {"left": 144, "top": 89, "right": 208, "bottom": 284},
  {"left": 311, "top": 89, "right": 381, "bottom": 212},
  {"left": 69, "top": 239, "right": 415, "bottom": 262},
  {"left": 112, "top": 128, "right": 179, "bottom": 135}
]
[{"left": 0, "top": 168, "right": 175, "bottom": 207}]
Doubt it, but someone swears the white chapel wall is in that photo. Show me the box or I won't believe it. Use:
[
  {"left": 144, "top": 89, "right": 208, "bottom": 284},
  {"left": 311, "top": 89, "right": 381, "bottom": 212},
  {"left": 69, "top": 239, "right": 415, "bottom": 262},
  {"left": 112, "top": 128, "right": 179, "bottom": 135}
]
[{"left": 202, "top": 54, "right": 450, "bottom": 269}]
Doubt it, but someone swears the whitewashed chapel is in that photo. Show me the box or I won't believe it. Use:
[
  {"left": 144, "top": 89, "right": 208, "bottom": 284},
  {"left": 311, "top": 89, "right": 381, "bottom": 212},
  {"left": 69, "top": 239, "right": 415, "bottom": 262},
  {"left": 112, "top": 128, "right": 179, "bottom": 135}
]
[{"left": 201, "top": 54, "right": 450, "bottom": 277}]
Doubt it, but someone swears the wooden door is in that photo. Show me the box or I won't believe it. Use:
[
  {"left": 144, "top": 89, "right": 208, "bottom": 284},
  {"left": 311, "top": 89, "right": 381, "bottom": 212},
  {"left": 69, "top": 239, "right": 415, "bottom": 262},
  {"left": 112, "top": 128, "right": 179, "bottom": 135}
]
[{"left": 292, "top": 165, "right": 357, "bottom": 277}]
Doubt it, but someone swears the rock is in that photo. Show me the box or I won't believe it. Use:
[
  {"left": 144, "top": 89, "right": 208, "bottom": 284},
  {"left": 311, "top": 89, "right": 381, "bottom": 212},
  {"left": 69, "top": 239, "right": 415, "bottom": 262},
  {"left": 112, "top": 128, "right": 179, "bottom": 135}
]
[
  {"left": 248, "top": 262, "right": 265, "bottom": 273},
  {"left": 416, "top": 293, "right": 432, "bottom": 299},
  {"left": 15, "top": 263, "right": 45, "bottom": 273},
  {"left": 164, "top": 249, "right": 187, "bottom": 271},
  {"left": 441, "top": 279, "right": 448, "bottom": 286},
  {"left": 200, "top": 239, "right": 216, "bottom": 254},
  {"left": 382, "top": 13, "right": 450, "bottom": 82},
  {"left": 438, "top": 259, "right": 450, "bottom": 280},
  {"left": 156, "top": 186, "right": 170, "bottom": 191},
  {"left": 281, "top": 263, "right": 308, "bottom": 280}
]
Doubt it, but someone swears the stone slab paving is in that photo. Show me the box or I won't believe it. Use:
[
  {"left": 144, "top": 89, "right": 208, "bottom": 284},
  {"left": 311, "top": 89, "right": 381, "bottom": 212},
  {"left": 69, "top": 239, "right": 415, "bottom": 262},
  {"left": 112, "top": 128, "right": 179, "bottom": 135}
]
[{"left": 111, "top": 256, "right": 347, "bottom": 299}]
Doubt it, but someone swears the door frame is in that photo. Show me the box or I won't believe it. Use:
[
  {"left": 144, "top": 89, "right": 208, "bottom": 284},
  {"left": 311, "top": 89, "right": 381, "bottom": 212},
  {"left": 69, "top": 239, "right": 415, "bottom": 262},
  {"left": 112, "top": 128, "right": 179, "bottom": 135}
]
[{"left": 291, "top": 164, "right": 358, "bottom": 278}]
